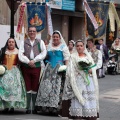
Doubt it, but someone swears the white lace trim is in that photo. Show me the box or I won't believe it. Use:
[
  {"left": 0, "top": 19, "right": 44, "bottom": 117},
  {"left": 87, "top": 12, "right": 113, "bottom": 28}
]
[
  {"left": 69, "top": 55, "right": 86, "bottom": 106},
  {"left": 69, "top": 108, "right": 97, "bottom": 117},
  {"left": 47, "top": 43, "right": 64, "bottom": 51},
  {"left": 5, "top": 48, "right": 18, "bottom": 55}
]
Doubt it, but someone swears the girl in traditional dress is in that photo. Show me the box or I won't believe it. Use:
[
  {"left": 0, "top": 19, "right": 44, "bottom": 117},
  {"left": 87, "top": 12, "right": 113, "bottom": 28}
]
[
  {"left": 35, "top": 30, "right": 70, "bottom": 115},
  {"left": 62, "top": 40, "right": 99, "bottom": 120},
  {"left": 0, "top": 38, "right": 26, "bottom": 113},
  {"left": 107, "top": 57, "right": 117, "bottom": 75}
]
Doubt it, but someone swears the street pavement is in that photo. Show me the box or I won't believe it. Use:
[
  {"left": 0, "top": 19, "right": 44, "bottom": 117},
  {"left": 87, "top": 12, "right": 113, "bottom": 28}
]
[
  {"left": 0, "top": 75, "right": 120, "bottom": 120},
  {"left": 99, "top": 75, "right": 120, "bottom": 120}
]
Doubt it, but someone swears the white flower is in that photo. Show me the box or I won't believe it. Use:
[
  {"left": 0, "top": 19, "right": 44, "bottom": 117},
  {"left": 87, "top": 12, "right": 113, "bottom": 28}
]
[
  {"left": 0, "top": 65, "right": 6, "bottom": 75},
  {"left": 58, "top": 65, "right": 67, "bottom": 72},
  {"left": 78, "top": 57, "right": 91, "bottom": 65},
  {"left": 116, "top": 48, "right": 120, "bottom": 50}
]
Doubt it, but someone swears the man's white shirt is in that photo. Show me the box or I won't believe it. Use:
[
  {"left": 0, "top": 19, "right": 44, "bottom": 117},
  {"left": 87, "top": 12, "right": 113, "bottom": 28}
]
[{"left": 18, "top": 39, "right": 47, "bottom": 64}]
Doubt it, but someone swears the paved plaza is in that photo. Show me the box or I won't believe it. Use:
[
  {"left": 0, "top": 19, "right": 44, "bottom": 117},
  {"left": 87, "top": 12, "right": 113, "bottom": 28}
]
[
  {"left": 99, "top": 75, "right": 120, "bottom": 120},
  {"left": 0, "top": 75, "right": 120, "bottom": 120}
]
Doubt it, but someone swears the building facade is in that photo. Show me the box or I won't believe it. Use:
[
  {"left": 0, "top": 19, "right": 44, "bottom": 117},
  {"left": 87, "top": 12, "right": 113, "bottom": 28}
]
[
  {"left": 0, "top": 0, "right": 85, "bottom": 44},
  {"left": 0, "top": 0, "right": 120, "bottom": 46}
]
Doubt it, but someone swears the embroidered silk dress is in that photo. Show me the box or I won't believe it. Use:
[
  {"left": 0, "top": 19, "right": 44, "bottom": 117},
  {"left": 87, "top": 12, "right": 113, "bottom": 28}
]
[
  {"left": 0, "top": 49, "right": 26, "bottom": 109},
  {"left": 36, "top": 43, "right": 70, "bottom": 114}
]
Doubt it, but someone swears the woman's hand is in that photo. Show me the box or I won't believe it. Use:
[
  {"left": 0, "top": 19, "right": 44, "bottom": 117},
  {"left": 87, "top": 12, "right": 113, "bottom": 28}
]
[
  {"left": 88, "top": 69, "right": 92, "bottom": 74},
  {"left": 65, "top": 60, "right": 69, "bottom": 65}
]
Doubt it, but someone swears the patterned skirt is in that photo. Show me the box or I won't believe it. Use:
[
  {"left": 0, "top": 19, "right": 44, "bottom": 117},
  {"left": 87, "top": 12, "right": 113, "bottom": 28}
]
[
  {"left": 0, "top": 66, "right": 26, "bottom": 109},
  {"left": 61, "top": 75, "right": 99, "bottom": 119},
  {"left": 36, "top": 63, "right": 65, "bottom": 115}
]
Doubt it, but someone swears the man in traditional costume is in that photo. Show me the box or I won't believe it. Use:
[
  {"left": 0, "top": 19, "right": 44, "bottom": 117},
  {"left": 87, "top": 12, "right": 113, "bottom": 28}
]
[
  {"left": 87, "top": 38, "right": 102, "bottom": 78},
  {"left": 18, "top": 26, "right": 47, "bottom": 114}
]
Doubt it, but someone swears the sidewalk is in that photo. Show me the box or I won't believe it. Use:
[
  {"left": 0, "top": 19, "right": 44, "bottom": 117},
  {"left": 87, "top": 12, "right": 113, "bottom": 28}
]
[{"left": 99, "top": 75, "right": 120, "bottom": 120}]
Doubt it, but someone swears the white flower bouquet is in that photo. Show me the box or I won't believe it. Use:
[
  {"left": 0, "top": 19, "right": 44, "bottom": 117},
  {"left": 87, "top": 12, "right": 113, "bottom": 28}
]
[
  {"left": 58, "top": 65, "right": 67, "bottom": 73},
  {"left": 0, "top": 65, "right": 6, "bottom": 76},
  {"left": 78, "top": 58, "right": 95, "bottom": 85},
  {"left": 115, "top": 48, "right": 120, "bottom": 54},
  {"left": 78, "top": 57, "right": 92, "bottom": 71}
]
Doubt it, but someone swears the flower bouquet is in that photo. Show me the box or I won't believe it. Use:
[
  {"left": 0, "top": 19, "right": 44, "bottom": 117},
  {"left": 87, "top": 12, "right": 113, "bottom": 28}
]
[
  {"left": 58, "top": 65, "right": 67, "bottom": 73},
  {"left": 115, "top": 48, "right": 120, "bottom": 54},
  {"left": 58, "top": 65, "right": 67, "bottom": 80},
  {"left": 78, "top": 58, "right": 96, "bottom": 85},
  {"left": 78, "top": 57, "right": 92, "bottom": 71},
  {"left": 0, "top": 65, "right": 6, "bottom": 76}
]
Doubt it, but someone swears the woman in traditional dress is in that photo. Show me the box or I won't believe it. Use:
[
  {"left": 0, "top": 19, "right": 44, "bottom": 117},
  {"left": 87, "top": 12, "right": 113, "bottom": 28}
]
[
  {"left": 68, "top": 40, "right": 75, "bottom": 54},
  {"left": 111, "top": 38, "right": 120, "bottom": 50},
  {"left": 35, "top": 30, "right": 70, "bottom": 115},
  {"left": 0, "top": 38, "right": 26, "bottom": 113},
  {"left": 62, "top": 40, "right": 99, "bottom": 120},
  {"left": 111, "top": 38, "right": 120, "bottom": 73}
]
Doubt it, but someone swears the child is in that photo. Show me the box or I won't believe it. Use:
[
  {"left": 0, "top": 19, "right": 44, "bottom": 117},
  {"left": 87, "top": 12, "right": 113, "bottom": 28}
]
[{"left": 107, "top": 57, "right": 117, "bottom": 75}]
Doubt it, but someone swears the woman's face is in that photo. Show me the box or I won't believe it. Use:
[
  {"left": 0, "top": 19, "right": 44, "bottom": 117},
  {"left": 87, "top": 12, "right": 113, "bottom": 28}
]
[
  {"left": 52, "top": 33, "right": 61, "bottom": 46},
  {"left": 76, "top": 41, "right": 84, "bottom": 54},
  {"left": 115, "top": 39, "right": 119, "bottom": 45},
  {"left": 8, "top": 38, "right": 15, "bottom": 50},
  {"left": 68, "top": 42, "right": 74, "bottom": 50}
]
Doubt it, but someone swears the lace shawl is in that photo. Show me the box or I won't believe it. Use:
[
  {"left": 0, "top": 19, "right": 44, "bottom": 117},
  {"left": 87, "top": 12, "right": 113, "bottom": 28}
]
[{"left": 63, "top": 50, "right": 99, "bottom": 111}]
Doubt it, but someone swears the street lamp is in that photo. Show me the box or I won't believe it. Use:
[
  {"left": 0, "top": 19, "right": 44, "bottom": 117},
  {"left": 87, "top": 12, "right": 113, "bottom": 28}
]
[{"left": 6, "top": 0, "right": 22, "bottom": 38}]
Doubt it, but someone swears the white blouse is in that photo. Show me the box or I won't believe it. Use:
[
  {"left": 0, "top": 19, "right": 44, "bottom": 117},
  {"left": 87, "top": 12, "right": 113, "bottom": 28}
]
[
  {"left": 18, "top": 39, "right": 47, "bottom": 64},
  {"left": 47, "top": 43, "right": 70, "bottom": 61}
]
